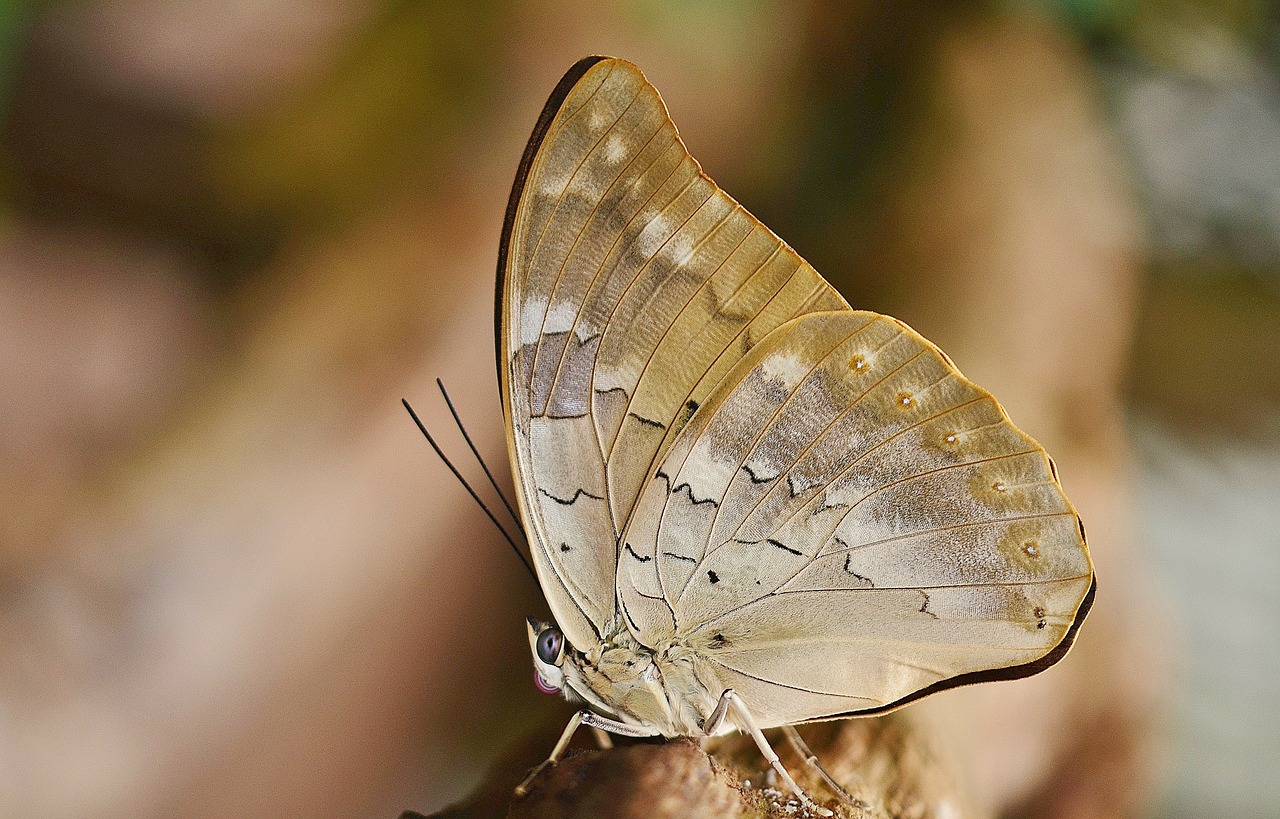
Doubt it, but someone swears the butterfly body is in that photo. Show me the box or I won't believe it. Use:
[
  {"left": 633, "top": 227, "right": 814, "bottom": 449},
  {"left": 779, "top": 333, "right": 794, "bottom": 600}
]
[
  {"left": 498, "top": 56, "right": 1095, "bottom": 808},
  {"left": 533, "top": 615, "right": 728, "bottom": 738}
]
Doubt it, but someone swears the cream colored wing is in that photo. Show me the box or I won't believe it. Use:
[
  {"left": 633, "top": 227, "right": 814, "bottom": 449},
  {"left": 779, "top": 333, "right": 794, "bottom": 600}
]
[
  {"left": 617, "top": 310, "right": 1094, "bottom": 727},
  {"left": 498, "top": 57, "right": 847, "bottom": 645}
]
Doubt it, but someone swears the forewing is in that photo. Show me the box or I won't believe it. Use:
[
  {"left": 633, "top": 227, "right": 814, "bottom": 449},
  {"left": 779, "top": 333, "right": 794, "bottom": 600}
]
[
  {"left": 617, "top": 311, "right": 1094, "bottom": 726},
  {"left": 497, "top": 57, "right": 846, "bottom": 644}
]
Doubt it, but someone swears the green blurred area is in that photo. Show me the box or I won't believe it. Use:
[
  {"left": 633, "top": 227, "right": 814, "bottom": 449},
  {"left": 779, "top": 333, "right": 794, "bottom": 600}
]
[
  {"left": 0, "top": 7, "right": 1275, "bottom": 541},
  {"left": 1, "top": 0, "right": 1276, "bottom": 567},
  {"left": 2, "top": 0, "right": 1276, "bottom": 291},
  {"left": 212, "top": 2, "right": 500, "bottom": 253},
  {"left": 0, "top": 1, "right": 501, "bottom": 277},
  {"left": 0, "top": 0, "right": 34, "bottom": 101}
]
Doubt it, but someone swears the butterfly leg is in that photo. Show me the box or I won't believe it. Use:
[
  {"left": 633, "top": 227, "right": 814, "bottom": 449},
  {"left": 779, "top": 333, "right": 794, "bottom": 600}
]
[
  {"left": 707, "top": 689, "right": 834, "bottom": 817},
  {"left": 514, "top": 710, "right": 582, "bottom": 797},
  {"left": 514, "top": 710, "right": 657, "bottom": 797},
  {"left": 780, "top": 724, "right": 865, "bottom": 808}
]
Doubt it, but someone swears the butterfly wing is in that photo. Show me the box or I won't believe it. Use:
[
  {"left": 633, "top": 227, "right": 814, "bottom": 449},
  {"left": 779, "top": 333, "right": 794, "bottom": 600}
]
[
  {"left": 617, "top": 310, "right": 1095, "bottom": 727},
  {"left": 497, "top": 57, "right": 847, "bottom": 645}
]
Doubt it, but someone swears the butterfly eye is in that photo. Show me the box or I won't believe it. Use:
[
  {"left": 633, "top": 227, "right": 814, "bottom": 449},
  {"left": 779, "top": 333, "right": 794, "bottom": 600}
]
[{"left": 536, "top": 627, "right": 564, "bottom": 664}]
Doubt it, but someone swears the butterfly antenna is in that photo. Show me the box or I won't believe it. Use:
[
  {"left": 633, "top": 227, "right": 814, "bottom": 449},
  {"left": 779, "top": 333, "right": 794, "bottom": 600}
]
[
  {"left": 402, "top": 398, "right": 537, "bottom": 582},
  {"left": 435, "top": 378, "right": 526, "bottom": 539}
]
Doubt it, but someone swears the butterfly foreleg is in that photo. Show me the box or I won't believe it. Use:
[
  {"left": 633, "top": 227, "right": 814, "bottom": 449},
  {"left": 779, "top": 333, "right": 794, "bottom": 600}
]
[
  {"left": 707, "top": 690, "right": 834, "bottom": 817},
  {"left": 514, "top": 710, "right": 658, "bottom": 797}
]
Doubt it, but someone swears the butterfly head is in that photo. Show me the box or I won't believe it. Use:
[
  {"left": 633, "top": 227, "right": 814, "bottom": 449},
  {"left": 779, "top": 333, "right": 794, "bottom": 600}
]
[{"left": 526, "top": 616, "right": 566, "bottom": 695}]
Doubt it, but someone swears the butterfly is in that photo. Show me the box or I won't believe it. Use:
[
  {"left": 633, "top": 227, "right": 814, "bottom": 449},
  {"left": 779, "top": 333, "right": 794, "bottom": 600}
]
[{"left": 496, "top": 56, "right": 1094, "bottom": 813}]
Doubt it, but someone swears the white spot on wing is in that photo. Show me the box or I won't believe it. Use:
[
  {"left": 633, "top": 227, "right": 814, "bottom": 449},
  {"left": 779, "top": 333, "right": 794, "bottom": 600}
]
[
  {"left": 520, "top": 296, "right": 549, "bottom": 346},
  {"left": 519, "top": 297, "right": 592, "bottom": 345},
  {"left": 760, "top": 352, "right": 809, "bottom": 389},
  {"left": 605, "top": 134, "right": 627, "bottom": 163},
  {"left": 637, "top": 216, "right": 671, "bottom": 257},
  {"left": 544, "top": 300, "right": 579, "bottom": 335},
  {"left": 540, "top": 169, "right": 570, "bottom": 198},
  {"left": 667, "top": 232, "right": 695, "bottom": 263}
]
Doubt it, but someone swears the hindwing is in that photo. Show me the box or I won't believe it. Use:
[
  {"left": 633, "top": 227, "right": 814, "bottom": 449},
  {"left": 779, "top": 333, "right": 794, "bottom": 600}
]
[{"left": 616, "top": 311, "right": 1094, "bottom": 726}]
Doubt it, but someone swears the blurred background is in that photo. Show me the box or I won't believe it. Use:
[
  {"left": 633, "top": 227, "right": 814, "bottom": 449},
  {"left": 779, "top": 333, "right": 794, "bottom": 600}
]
[{"left": 0, "top": 1, "right": 1276, "bottom": 817}]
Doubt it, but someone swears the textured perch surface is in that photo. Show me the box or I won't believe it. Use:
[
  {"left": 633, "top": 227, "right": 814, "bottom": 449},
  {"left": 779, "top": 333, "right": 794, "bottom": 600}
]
[{"left": 415, "top": 714, "right": 969, "bottom": 819}]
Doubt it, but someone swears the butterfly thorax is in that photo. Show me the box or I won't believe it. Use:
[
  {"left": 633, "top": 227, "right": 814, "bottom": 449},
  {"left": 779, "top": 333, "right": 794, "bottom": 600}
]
[{"left": 562, "top": 623, "right": 722, "bottom": 738}]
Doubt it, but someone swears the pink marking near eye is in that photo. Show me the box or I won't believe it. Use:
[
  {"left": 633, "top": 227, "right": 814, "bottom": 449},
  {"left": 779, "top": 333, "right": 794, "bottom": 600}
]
[{"left": 534, "top": 671, "right": 560, "bottom": 695}]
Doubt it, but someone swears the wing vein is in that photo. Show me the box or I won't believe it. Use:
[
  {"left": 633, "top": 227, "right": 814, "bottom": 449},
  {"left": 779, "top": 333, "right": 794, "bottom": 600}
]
[
  {"left": 618, "top": 244, "right": 791, "bottom": 488},
  {"left": 606, "top": 208, "right": 752, "bottom": 460},
  {"left": 525, "top": 85, "right": 653, "bottom": 407},
  {"left": 691, "top": 573, "right": 1093, "bottom": 634},
  {"left": 675, "top": 327, "right": 912, "bottom": 604},
  {"left": 723, "top": 352, "right": 958, "bottom": 550},
  {"left": 750, "top": 448, "right": 1046, "bottom": 599},
  {"left": 731, "top": 391, "right": 990, "bottom": 558},
  {"left": 525, "top": 75, "right": 640, "bottom": 388},
  {"left": 822, "top": 510, "right": 1078, "bottom": 557},
  {"left": 522, "top": 62, "right": 618, "bottom": 267},
  {"left": 708, "top": 657, "right": 882, "bottom": 703}
]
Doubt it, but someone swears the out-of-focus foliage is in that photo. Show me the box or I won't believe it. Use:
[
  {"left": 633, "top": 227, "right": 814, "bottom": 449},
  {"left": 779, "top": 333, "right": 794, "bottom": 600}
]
[
  {"left": 2, "top": 1, "right": 500, "bottom": 278},
  {"left": 0, "top": 1, "right": 37, "bottom": 104},
  {"left": 215, "top": 2, "right": 502, "bottom": 254}
]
